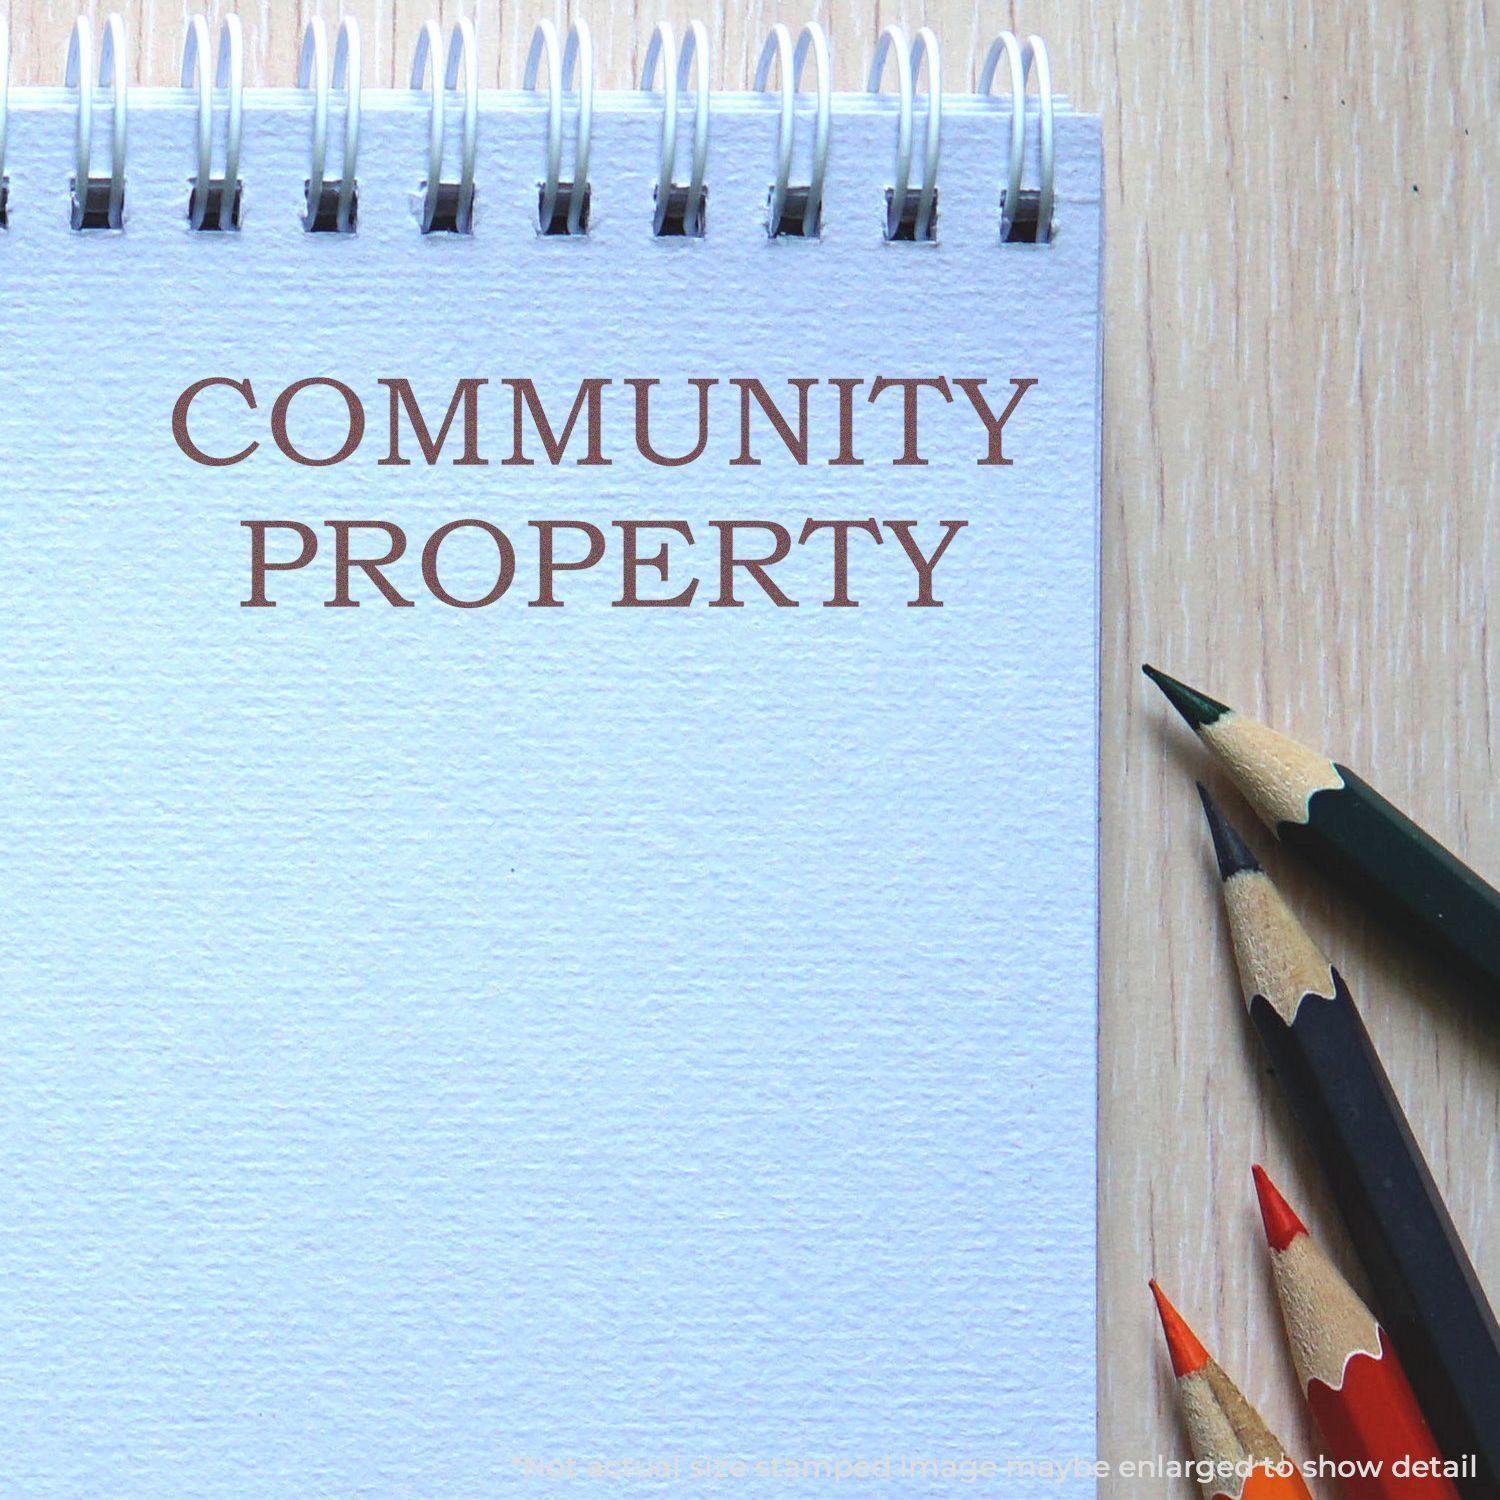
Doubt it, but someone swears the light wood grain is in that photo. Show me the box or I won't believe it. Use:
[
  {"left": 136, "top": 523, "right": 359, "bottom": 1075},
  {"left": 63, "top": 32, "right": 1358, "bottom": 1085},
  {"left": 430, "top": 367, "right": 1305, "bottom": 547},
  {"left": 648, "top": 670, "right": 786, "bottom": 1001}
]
[{"left": 8, "top": 0, "right": 1497, "bottom": 1489}]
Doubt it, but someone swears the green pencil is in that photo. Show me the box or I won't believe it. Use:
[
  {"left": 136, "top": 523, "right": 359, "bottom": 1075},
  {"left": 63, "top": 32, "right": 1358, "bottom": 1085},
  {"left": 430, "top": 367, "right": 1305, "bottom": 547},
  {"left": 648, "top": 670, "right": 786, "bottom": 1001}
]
[{"left": 1144, "top": 664, "right": 1500, "bottom": 1000}]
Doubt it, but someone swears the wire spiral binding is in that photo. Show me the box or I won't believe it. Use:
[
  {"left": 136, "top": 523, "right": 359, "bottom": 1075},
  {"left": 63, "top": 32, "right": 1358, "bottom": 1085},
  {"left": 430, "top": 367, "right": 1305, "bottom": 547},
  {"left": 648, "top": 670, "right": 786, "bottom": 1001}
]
[
  {"left": 754, "top": 22, "right": 830, "bottom": 239},
  {"left": 24, "top": 14, "right": 1059, "bottom": 246},
  {"left": 65, "top": 13, "right": 127, "bottom": 228},
  {"left": 524, "top": 18, "right": 593, "bottom": 235},
  {"left": 641, "top": 21, "right": 709, "bottom": 237},
  {"left": 413, "top": 18, "right": 478, "bottom": 233},
  {"left": 979, "top": 32, "right": 1054, "bottom": 243},
  {"left": 299, "top": 16, "right": 362, "bottom": 233},
  {"left": 0, "top": 21, "right": 10, "bottom": 216},
  {"left": 181, "top": 15, "right": 243, "bottom": 230},
  {"left": 868, "top": 24, "right": 941, "bottom": 242}
]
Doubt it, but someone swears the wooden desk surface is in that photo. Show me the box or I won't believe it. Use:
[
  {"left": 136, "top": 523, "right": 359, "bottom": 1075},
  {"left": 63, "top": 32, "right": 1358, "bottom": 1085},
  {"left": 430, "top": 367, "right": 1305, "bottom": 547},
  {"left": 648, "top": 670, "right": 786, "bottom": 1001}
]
[{"left": 12, "top": 2, "right": 1495, "bottom": 1488}]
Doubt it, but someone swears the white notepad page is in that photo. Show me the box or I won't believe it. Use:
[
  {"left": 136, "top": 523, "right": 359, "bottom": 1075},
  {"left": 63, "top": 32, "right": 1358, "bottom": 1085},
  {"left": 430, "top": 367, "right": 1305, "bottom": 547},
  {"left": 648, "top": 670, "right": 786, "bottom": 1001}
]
[{"left": 0, "top": 72, "right": 1101, "bottom": 1493}]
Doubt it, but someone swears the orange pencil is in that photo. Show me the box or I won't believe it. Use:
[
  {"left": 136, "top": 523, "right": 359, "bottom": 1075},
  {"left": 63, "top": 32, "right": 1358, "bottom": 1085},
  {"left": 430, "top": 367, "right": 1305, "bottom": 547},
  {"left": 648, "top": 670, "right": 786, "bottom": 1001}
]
[
  {"left": 1150, "top": 1279, "right": 1314, "bottom": 1500},
  {"left": 1252, "top": 1167, "right": 1464, "bottom": 1500}
]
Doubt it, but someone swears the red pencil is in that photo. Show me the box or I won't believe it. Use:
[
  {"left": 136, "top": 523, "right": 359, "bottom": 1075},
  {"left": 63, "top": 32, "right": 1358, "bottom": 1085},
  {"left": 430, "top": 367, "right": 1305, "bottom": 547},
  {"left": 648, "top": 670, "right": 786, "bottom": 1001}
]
[{"left": 1252, "top": 1166, "right": 1463, "bottom": 1500}]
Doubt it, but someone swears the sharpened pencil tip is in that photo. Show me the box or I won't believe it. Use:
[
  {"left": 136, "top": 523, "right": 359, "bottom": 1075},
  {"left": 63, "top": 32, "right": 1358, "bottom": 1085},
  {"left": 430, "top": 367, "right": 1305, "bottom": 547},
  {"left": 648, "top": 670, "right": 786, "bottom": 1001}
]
[
  {"left": 1149, "top": 1279, "right": 1210, "bottom": 1378},
  {"left": 1142, "top": 664, "right": 1231, "bottom": 729},
  {"left": 1252, "top": 1165, "right": 1309, "bottom": 1252},
  {"left": 1196, "top": 784, "right": 1262, "bottom": 879}
]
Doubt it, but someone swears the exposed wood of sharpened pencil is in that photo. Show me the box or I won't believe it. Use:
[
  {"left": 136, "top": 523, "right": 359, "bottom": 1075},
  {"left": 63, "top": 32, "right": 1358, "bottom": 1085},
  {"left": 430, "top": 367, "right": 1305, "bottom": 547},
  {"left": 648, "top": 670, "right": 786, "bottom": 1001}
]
[
  {"left": 1197, "top": 791, "right": 1500, "bottom": 1496},
  {"left": 1145, "top": 664, "right": 1500, "bottom": 998},
  {"left": 1149, "top": 1280, "right": 1314, "bottom": 1500},
  {"left": 1251, "top": 1167, "right": 1463, "bottom": 1500}
]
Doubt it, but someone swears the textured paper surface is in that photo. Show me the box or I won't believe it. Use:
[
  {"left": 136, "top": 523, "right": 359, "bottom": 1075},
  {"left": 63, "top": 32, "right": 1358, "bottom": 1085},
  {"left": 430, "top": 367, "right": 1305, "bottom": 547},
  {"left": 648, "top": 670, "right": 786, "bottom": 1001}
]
[{"left": 0, "top": 90, "right": 1101, "bottom": 1492}]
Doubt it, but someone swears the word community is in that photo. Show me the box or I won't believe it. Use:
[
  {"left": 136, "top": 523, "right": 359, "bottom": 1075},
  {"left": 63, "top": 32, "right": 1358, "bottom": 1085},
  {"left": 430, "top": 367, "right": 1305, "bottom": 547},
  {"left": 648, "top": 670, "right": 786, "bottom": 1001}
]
[
  {"left": 175, "top": 374, "right": 1038, "bottom": 470},
  {"left": 242, "top": 518, "right": 968, "bottom": 610}
]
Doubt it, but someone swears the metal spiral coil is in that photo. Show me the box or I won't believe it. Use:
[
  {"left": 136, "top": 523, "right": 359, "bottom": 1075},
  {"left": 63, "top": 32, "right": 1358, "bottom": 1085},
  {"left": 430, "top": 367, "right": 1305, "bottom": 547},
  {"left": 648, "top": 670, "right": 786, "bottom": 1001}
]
[{"left": 29, "top": 14, "right": 1057, "bottom": 244}]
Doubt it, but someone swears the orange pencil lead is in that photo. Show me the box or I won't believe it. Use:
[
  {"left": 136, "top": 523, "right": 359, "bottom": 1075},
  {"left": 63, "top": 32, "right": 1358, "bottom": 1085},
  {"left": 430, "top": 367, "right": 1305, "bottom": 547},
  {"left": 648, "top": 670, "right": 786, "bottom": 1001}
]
[
  {"left": 1149, "top": 1279, "right": 1210, "bottom": 1377},
  {"left": 1146, "top": 1279, "right": 1314, "bottom": 1499}
]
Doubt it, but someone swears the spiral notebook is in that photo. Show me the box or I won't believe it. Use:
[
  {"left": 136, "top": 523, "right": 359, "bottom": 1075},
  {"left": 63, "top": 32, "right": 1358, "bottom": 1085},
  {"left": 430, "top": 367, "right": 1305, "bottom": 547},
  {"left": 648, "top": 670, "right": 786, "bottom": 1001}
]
[{"left": 1, "top": 16, "right": 1102, "bottom": 1492}]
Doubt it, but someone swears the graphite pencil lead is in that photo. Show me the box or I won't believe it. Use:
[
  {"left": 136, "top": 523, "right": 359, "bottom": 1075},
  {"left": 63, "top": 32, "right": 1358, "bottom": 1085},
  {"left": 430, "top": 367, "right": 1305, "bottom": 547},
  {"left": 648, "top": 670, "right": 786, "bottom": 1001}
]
[
  {"left": 1142, "top": 663, "right": 1232, "bottom": 730},
  {"left": 1197, "top": 785, "right": 1262, "bottom": 880}
]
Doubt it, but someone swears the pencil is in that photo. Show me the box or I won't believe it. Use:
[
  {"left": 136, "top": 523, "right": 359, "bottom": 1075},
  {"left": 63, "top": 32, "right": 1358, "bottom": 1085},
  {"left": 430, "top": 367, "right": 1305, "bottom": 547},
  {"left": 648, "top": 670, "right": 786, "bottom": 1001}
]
[
  {"left": 1143, "top": 663, "right": 1500, "bottom": 996},
  {"left": 1198, "top": 789, "right": 1500, "bottom": 1493},
  {"left": 1149, "top": 1279, "right": 1314, "bottom": 1500},
  {"left": 1252, "top": 1167, "right": 1464, "bottom": 1500}
]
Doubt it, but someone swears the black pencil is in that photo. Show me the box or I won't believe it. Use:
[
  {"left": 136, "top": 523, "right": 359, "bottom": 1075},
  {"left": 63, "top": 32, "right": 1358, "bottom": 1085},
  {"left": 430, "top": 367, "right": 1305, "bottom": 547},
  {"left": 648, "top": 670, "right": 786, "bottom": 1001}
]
[
  {"left": 1144, "top": 664, "right": 1500, "bottom": 998},
  {"left": 1197, "top": 787, "right": 1500, "bottom": 1496}
]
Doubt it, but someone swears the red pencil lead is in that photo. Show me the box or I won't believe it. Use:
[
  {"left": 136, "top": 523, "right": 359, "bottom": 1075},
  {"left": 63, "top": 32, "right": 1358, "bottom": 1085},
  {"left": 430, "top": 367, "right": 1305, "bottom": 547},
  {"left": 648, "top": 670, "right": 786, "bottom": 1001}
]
[
  {"left": 1252, "top": 1164, "right": 1309, "bottom": 1253},
  {"left": 1149, "top": 1279, "right": 1210, "bottom": 1377}
]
